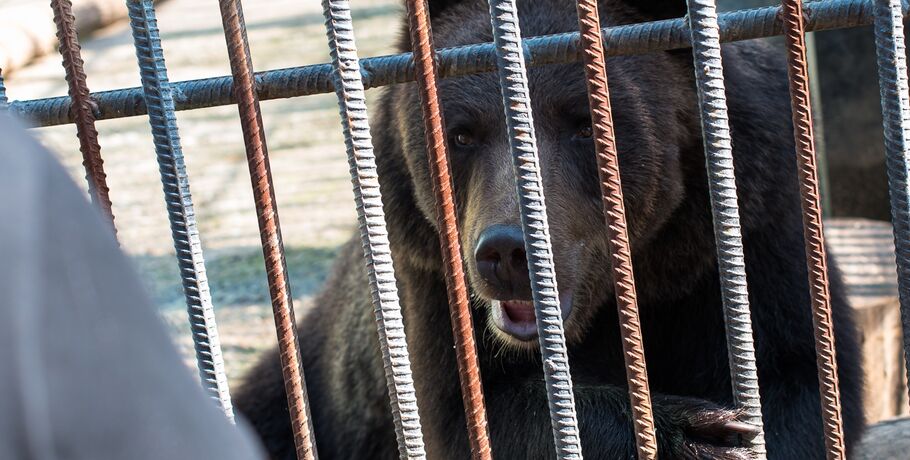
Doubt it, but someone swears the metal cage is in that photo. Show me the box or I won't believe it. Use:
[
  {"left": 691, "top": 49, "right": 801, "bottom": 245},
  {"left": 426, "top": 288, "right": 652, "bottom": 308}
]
[{"left": 2, "top": 0, "right": 909, "bottom": 459}]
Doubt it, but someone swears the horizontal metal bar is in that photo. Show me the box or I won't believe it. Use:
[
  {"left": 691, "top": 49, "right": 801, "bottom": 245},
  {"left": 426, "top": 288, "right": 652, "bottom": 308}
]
[{"left": 9, "top": 0, "right": 905, "bottom": 128}]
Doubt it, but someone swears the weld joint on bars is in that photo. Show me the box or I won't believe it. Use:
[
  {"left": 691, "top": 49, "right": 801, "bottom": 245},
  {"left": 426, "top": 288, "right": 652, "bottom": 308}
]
[
  {"left": 125, "top": 0, "right": 234, "bottom": 421},
  {"left": 10, "top": 0, "right": 907, "bottom": 128},
  {"left": 684, "top": 0, "right": 766, "bottom": 457}
]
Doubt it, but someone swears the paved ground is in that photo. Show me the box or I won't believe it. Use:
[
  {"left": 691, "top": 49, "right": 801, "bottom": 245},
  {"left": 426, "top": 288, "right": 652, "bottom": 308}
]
[{"left": 5, "top": 0, "right": 402, "bottom": 380}]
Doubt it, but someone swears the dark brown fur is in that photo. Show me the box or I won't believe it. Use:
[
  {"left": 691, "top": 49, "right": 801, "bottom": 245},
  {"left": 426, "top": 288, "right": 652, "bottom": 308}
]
[{"left": 234, "top": 1, "right": 865, "bottom": 458}]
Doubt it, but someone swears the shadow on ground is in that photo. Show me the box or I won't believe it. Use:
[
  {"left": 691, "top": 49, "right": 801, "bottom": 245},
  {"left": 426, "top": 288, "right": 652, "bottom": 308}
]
[{"left": 133, "top": 244, "right": 341, "bottom": 311}]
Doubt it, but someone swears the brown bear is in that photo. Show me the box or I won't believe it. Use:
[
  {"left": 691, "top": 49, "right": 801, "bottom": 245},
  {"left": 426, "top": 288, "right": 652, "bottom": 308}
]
[{"left": 233, "top": 0, "right": 865, "bottom": 458}]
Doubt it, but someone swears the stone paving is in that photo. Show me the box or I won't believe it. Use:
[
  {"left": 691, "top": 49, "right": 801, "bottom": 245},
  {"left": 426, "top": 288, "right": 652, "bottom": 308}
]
[{"left": 5, "top": 0, "right": 402, "bottom": 380}]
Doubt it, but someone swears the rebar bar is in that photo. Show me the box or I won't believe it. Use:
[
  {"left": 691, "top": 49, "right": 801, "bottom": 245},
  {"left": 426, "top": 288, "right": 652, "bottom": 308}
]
[
  {"left": 216, "top": 0, "right": 317, "bottom": 458},
  {"left": 873, "top": 0, "right": 910, "bottom": 405},
  {"left": 12, "top": 0, "right": 903, "bottom": 129},
  {"left": 49, "top": 0, "right": 115, "bottom": 227},
  {"left": 573, "top": 1, "right": 655, "bottom": 458},
  {"left": 684, "top": 0, "right": 766, "bottom": 457},
  {"left": 126, "top": 0, "right": 234, "bottom": 422},
  {"left": 404, "top": 1, "right": 492, "bottom": 458},
  {"left": 486, "top": 0, "right": 582, "bottom": 457},
  {"left": 321, "top": 0, "right": 426, "bottom": 457},
  {"left": 780, "top": 1, "right": 846, "bottom": 458}
]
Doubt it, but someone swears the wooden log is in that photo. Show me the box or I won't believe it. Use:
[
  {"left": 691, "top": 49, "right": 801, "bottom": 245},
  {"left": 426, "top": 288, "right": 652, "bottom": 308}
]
[
  {"left": 0, "top": 0, "right": 168, "bottom": 76},
  {"left": 827, "top": 218, "right": 909, "bottom": 423}
]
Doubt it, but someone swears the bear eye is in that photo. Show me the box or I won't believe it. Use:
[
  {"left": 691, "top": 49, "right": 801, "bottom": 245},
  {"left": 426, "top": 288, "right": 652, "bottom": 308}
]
[
  {"left": 575, "top": 125, "right": 594, "bottom": 140},
  {"left": 452, "top": 131, "right": 476, "bottom": 147}
]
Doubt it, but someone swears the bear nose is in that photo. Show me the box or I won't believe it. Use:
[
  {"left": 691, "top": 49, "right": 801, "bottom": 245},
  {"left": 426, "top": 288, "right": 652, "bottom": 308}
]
[{"left": 474, "top": 225, "right": 531, "bottom": 298}]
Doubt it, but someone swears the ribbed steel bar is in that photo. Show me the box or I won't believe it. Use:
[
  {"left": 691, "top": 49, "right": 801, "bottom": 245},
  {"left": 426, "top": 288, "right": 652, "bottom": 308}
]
[
  {"left": 126, "top": 0, "right": 234, "bottom": 421},
  {"left": 13, "top": 0, "right": 903, "bottom": 128},
  {"left": 216, "top": 1, "right": 317, "bottom": 458},
  {"left": 50, "top": 0, "right": 115, "bottom": 226},
  {"left": 873, "top": 0, "right": 910, "bottom": 404},
  {"left": 684, "top": 0, "right": 766, "bottom": 457},
  {"left": 404, "top": 1, "right": 492, "bottom": 458},
  {"left": 487, "top": 0, "right": 582, "bottom": 457},
  {"left": 574, "top": 1, "right": 655, "bottom": 459},
  {"left": 780, "top": 1, "right": 846, "bottom": 458},
  {"left": 321, "top": 0, "right": 426, "bottom": 457}
]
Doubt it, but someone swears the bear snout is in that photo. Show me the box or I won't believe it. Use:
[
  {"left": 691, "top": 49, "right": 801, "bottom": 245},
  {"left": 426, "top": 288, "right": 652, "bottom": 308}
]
[
  {"left": 474, "top": 224, "right": 576, "bottom": 342},
  {"left": 473, "top": 224, "right": 531, "bottom": 300}
]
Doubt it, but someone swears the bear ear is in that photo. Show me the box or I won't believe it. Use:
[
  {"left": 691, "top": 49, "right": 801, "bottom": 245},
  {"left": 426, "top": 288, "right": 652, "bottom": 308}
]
[
  {"left": 625, "top": 0, "right": 687, "bottom": 21},
  {"left": 425, "top": 0, "right": 467, "bottom": 18}
]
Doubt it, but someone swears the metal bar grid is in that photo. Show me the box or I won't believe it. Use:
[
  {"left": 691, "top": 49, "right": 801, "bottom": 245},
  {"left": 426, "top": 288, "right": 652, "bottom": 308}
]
[
  {"left": 320, "top": 0, "right": 427, "bottom": 457},
  {"left": 684, "top": 0, "right": 766, "bottom": 457},
  {"left": 573, "top": 0, "right": 656, "bottom": 458},
  {"left": 50, "top": 0, "right": 115, "bottom": 228},
  {"left": 873, "top": 0, "right": 910, "bottom": 404},
  {"left": 11, "top": 0, "right": 906, "bottom": 128},
  {"left": 215, "top": 0, "right": 317, "bottom": 458},
  {"left": 125, "top": 0, "right": 234, "bottom": 421},
  {"left": 404, "top": 1, "right": 493, "bottom": 458},
  {"left": 486, "top": 0, "right": 582, "bottom": 457},
  {"left": 780, "top": 1, "right": 846, "bottom": 458},
  {"left": 6, "top": 0, "right": 910, "bottom": 459}
]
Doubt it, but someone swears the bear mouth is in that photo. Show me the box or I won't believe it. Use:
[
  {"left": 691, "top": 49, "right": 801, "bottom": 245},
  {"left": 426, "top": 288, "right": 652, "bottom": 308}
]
[{"left": 490, "top": 290, "right": 573, "bottom": 342}]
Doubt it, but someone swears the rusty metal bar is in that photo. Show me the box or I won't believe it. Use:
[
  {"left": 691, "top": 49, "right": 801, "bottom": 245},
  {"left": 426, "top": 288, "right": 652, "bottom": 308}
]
[
  {"left": 126, "top": 0, "right": 234, "bottom": 421},
  {"left": 12, "top": 0, "right": 904, "bottom": 128},
  {"left": 216, "top": 0, "right": 317, "bottom": 458},
  {"left": 780, "top": 1, "right": 846, "bottom": 458},
  {"left": 684, "top": 0, "right": 766, "bottom": 457},
  {"left": 574, "top": 1, "right": 656, "bottom": 458},
  {"left": 49, "top": 0, "right": 115, "bottom": 227},
  {"left": 873, "top": 0, "right": 910, "bottom": 404},
  {"left": 321, "top": 0, "right": 427, "bottom": 457},
  {"left": 404, "top": 1, "right": 492, "bottom": 458},
  {"left": 486, "top": 0, "right": 582, "bottom": 457}
]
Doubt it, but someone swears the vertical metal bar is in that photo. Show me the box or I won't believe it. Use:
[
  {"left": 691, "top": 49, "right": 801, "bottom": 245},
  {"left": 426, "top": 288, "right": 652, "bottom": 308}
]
[
  {"left": 403, "top": 1, "right": 492, "bottom": 459},
  {"left": 684, "top": 0, "right": 766, "bottom": 457},
  {"left": 573, "top": 1, "right": 655, "bottom": 459},
  {"left": 126, "top": 0, "right": 234, "bottom": 422},
  {"left": 50, "top": 0, "right": 115, "bottom": 227},
  {"left": 779, "top": 1, "right": 846, "bottom": 458},
  {"left": 486, "top": 0, "right": 582, "bottom": 457},
  {"left": 216, "top": 1, "right": 317, "bottom": 458},
  {"left": 804, "top": 32, "right": 832, "bottom": 217},
  {"left": 0, "top": 67, "right": 8, "bottom": 108},
  {"left": 321, "top": 0, "right": 426, "bottom": 458},
  {"left": 873, "top": 0, "right": 910, "bottom": 404}
]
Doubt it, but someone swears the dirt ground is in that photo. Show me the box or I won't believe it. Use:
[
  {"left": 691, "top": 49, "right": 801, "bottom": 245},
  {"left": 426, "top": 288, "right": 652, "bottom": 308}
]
[{"left": 5, "top": 0, "right": 402, "bottom": 380}]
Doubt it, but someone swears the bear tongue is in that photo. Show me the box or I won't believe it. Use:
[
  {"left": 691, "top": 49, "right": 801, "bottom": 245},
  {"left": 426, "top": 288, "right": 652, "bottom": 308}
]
[{"left": 502, "top": 300, "right": 536, "bottom": 324}]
